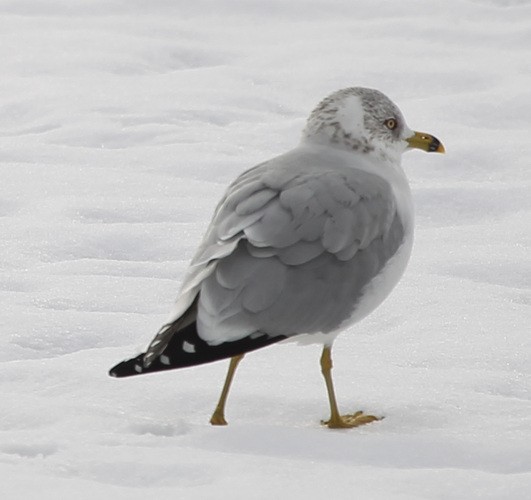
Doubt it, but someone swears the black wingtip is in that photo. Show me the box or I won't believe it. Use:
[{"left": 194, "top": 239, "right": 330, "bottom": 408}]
[
  {"left": 108, "top": 354, "right": 145, "bottom": 378},
  {"left": 109, "top": 321, "right": 288, "bottom": 378}
]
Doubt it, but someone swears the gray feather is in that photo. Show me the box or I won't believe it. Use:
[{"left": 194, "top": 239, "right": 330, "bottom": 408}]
[
  {"left": 235, "top": 188, "right": 277, "bottom": 216},
  {"left": 189, "top": 150, "right": 405, "bottom": 344}
]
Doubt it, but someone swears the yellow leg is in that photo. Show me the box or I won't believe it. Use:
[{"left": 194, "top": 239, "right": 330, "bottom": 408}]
[
  {"left": 210, "top": 354, "right": 244, "bottom": 426},
  {"left": 320, "top": 345, "right": 382, "bottom": 429}
]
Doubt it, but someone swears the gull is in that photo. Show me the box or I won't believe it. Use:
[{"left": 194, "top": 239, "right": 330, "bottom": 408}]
[{"left": 109, "top": 87, "right": 444, "bottom": 428}]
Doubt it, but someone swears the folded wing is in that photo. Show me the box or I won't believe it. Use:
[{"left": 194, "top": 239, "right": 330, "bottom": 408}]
[{"left": 141, "top": 151, "right": 404, "bottom": 368}]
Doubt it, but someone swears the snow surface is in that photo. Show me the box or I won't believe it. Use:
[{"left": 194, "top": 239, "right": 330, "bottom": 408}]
[{"left": 1, "top": 0, "right": 530, "bottom": 498}]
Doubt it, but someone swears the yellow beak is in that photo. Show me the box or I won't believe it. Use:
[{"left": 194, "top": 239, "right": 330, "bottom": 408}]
[{"left": 407, "top": 131, "right": 445, "bottom": 153}]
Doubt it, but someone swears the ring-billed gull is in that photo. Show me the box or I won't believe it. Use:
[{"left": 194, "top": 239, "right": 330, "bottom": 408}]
[{"left": 110, "top": 87, "right": 444, "bottom": 428}]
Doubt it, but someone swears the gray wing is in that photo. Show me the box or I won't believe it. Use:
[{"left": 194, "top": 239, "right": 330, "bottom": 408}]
[{"left": 192, "top": 157, "right": 405, "bottom": 345}]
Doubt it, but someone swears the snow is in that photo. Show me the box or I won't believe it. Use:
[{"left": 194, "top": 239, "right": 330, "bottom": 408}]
[{"left": 0, "top": 0, "right": 529, "bottom": 498}]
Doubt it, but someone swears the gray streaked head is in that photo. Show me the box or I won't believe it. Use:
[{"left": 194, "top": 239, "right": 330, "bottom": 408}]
[{"left": 302, "top": 87, "right": 413, "bottom": 158}]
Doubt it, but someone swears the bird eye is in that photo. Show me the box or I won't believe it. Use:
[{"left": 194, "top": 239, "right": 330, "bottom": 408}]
[{"left": 384, "top": 118, "right": 397, "bottom": 130}]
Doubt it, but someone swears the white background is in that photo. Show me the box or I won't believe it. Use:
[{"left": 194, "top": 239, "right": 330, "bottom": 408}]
[{"left": 0, "top": 1, "right": 529, "bottom": 498}]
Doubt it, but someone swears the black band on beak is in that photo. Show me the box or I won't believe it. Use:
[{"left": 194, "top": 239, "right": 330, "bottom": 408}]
[{"left": 428, "top": 136, "right": 442, "bottom": 152}]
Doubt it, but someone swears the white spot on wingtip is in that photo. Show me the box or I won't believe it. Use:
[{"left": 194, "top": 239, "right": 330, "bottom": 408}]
[
  {"left": 160, "top": 355, "right": 170, "bottom": 365},
  {"left": 182, "top": 341, "right": 196, "bottom": 353},
  {"left": 134, "top": 364, "right": 143, "bottom": 373}
]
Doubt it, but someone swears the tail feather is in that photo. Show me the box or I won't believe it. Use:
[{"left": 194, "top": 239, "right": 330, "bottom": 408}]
[{"left": 109, "top": 320, "right": 285, "bottom": 378}]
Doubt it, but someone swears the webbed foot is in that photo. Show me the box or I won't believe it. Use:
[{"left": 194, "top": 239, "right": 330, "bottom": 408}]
[{"left": 322, "top": 410, "right": 382, "bottom": 429}]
